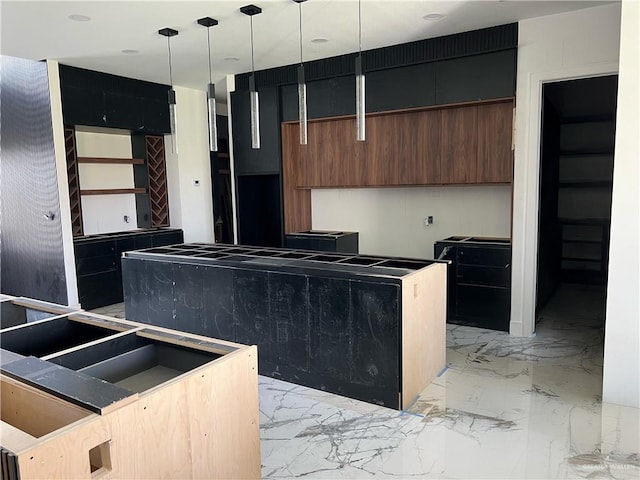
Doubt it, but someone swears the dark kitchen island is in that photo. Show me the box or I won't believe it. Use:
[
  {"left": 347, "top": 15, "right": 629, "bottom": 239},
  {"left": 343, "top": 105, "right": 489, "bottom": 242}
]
[{"left": 122, "top": 243, "right": 446, "bottom": 409}]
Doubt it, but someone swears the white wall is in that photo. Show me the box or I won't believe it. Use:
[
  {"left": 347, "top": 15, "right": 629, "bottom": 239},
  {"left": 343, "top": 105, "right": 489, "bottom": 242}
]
[
  {"left": 75, "top": 128, "right": 138, "bottom": 235},
  {"left": 165, "top": 85, "right": 215, "bottom": 243},
  {"left": 312, "top": 186, "right": 512, "bottom": 258},
  {"left": 603, "top": 0, "right": 640, "bottom": 408},
  {"left": 46, "top": 60, "right": 79, "bottom": 307},
  {"left": 511, "top": 4, "right": 621, "bottom": 336}
]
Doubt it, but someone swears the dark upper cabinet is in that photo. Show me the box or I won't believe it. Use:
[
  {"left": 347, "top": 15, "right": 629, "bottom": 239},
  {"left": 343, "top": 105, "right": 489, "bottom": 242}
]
[
  {"left": 61, "top": 85, "right": 106, "bottom": 127},
  {"left": 367, "top": 63, "right": 436, "bottom": 112},
  {"left": 59, "top": 65, "right": 170, "bottom": 133},
  {"left": 104, "top": 92, "right": 144, "bottom": 130},
  {"left": 435, "top": 50, "right": 516, "bottom": 104},
  {"left": 281, "top": 76, "right": 355, "bottom": 122},
  {"left": 231, "top": 86, "right": 281, "bottom": 175},
  {"left": 143, "top": 98, "right": 170, "bottom": 134}
]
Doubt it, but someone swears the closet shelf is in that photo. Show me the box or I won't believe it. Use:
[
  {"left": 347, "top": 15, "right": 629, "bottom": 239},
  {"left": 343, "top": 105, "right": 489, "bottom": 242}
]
[
  {"left": 78, "top": 157, "right": 144, "bottom": 165},
  {"left": 81, "top": 188, "right": 146, "bottom": 196}
]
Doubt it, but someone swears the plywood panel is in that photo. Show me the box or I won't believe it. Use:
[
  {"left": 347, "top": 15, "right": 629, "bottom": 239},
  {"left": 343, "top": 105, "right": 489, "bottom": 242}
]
[
  {"left": 12, "top": 347, "right": 260, "bottom": 479},
  {"left": 477, "top": 100, "right": 514, "bottom": 183},
  {"left": 401, "top": 263, "right": 447, "bottom": 409}
]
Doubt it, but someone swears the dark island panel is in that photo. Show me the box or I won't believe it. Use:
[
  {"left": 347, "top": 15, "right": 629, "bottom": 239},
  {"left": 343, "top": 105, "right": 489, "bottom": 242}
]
[{"left": 122, "top": 243, "right": 446, "bottom": 409}]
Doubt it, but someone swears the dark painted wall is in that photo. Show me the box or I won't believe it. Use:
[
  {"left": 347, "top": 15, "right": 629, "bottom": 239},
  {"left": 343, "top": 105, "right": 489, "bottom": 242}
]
[{"left": 0, "top": 56, "right": 68, "bottom": 304}]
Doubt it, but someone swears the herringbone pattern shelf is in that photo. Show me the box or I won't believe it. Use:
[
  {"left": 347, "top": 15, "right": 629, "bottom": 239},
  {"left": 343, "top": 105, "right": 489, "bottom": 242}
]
[
  {"left": 64, "top": 127, "right": 83, "bottom": 236},
  {"left": 146, "top": 136, "right": 169, "bottom": 227}
]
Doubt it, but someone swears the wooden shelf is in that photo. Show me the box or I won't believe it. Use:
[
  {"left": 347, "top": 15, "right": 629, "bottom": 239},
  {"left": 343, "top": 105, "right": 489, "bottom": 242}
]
[
  {"left": 562, "top": 239, "right": 603, "bottom": 245},
  {"left": 558, "top": 181, "right": 613, "bottom": 188},
  {"left": 559, "top": 150, "right": 614, "bottom": 157},
  {"left": 81, "top": 188, "right": 146, "bottom": 196},
  {"left": 562, "top": 256, "right": 601, "bottom": 263},
  {"left": 559, "top": 114, "right": 615, "bottom": 124},
  {"left": 78, "top": 157, "right": 144, "bottom": 165}
]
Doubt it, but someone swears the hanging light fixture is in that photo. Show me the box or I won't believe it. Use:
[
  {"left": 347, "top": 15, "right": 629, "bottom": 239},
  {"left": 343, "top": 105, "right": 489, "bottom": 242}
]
[
  {"left": 293, "top": 0, "right": 308, "bottom": 145},
  {"left": 241, "top": 4, "right": 262, "bottom": 149},
  {"left": 197, "top": 16, "right": 219, "bottom": 153},
  {"left": 355, "top": 0, "right": 365, "bottom": 142},
  {"left": 159, "top": 27, "right": 179, "bottom": 153}
]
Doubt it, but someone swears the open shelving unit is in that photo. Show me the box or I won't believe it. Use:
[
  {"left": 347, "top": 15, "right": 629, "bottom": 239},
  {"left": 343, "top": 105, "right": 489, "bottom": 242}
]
[{"left": 557, "top": 117, "right": 614, "bottom": 285}]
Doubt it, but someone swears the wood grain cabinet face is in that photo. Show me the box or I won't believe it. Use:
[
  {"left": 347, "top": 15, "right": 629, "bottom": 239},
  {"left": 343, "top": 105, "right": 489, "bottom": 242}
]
[
  {"left": 440, "top": 106, "right": 478, "bottom": 184},
  {"left": 477, "top": 102, "right": 514, "bottom": 183}
]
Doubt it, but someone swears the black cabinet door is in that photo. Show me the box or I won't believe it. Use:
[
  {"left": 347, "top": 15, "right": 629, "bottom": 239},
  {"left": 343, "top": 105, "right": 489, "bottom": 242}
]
[
  {"left": 172, "top": 263, "right": 203, "bottom": 334},
  {"left": 308, "top": 277, "right": 351, "bottom": 383},
  {"left": 234, "top": 270, "right": 275, "bottom": 366},
  {"left": 367, "top": 63, "right": 436, "bottom": 112},
  {"left": 435, "top": 50, "right": 516, "bottom": 104},
  {"left": 231, "top": 86, "right": 281, "bottom": 175},
  {"left": 61, "top": 85, "right": 106, "bottom": 127},
  {"left": 349, "top": 281, "right": 399, "bottom": 392},
  {"left": 152, "top": 230, "right": 184, "bottom": 247},
  {"left": 269, "top": 272, "right": 309, "bottom": 372},
  {"left": 143, "top": 97, "right": 171, "bottom": 134},
  {"left": 202, "top": 266, "right": 235, "bottom": 342},
  {"left": 104, "top": 92, "right": 144, "bottom": 130}
]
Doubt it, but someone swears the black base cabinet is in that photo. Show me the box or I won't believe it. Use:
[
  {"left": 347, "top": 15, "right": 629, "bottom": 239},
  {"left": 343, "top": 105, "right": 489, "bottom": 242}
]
[
  {"left": 285, "top": 231, "right": 359, "bottom": 254},
  {"left": 434, "top": 237, "right": 512, "bottom": 332},
  {"left": 74, "top": 228, "right": 183, "bottom": 310},
  {"left": 122, "top": 243, "right": 447, "bottom": 409}
]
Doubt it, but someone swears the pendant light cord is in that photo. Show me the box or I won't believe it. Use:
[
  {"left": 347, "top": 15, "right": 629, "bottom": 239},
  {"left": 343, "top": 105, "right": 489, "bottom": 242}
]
[
  {"left": 299, "top": 2, "right": 303, "bottom": 65},
  {"left": 167, "top": 35, "right": 174, "bottom": 85},
  {"left": 358, "top": 0, "right": 362, "bottom": 54},
  {"left": 207, "top": 27, "right": 213, "bottom": 84},
  {"left": 250, "top": 16, "right": 256, "bottom": 74}
]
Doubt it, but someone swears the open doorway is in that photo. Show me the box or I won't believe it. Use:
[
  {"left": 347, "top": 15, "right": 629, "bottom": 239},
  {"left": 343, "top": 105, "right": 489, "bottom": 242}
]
[{"left": 536, "top": 75, "right": 618, "bottom": 325}]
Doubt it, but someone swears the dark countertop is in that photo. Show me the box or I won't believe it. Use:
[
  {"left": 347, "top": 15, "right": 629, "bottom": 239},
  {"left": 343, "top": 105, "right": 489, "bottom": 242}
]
[
  {"left": 123, "top": 243, "right": 446, "bottom": 282},
  {"left": 436, "top": 236, "right": 511, "bottom": 246},
  {"left": 74, "top": 227, "right": 182, "bottom": 243}
]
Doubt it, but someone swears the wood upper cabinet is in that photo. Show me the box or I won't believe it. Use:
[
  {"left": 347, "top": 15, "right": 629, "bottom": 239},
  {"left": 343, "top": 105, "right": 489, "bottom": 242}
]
[
  {"left": 477, "top": 101, "right": 513, "bottom": 183},
  {"left": 440, "top": 105, "right": 478, "bottom": 184},
  {"left": 283, "top": 98, "right": 513, "bottom": 190}
]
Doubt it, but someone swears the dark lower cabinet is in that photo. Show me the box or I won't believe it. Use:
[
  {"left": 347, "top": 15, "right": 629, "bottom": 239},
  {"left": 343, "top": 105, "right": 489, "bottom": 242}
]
[
  {"left": 285, "top": 231, "right": 359, "bottom": 253},
  {"left": 74, "top": 228, "right": 183, "bottom": 310},
  {"left": 122, "top": 243, "right": 447, "bottom": 409},
  {"left": 434, "top": 237, "right": 512, "bottom": 331}
]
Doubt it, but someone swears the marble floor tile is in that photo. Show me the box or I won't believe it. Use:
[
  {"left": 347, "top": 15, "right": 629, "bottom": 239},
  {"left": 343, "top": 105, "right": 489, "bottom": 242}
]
[{"left": 92, "top": 284, "right": 639, "bottom": 479}]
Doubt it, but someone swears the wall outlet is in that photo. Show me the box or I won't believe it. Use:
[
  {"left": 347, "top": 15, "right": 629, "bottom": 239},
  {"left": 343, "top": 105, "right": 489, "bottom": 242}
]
[{"left": 424, "top": 216, "right": 434, "bottom": 227}]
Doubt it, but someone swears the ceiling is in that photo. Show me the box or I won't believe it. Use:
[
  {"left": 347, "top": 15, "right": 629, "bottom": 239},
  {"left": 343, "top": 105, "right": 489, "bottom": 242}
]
[{"left": 1, "top": 1, "right": 613, "bottom": 102}]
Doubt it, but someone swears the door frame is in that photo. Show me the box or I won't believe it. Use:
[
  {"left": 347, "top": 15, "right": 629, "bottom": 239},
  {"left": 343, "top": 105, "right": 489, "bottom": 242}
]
[{"left": 509, "top": 63, "right": 618, "bottom": 337}]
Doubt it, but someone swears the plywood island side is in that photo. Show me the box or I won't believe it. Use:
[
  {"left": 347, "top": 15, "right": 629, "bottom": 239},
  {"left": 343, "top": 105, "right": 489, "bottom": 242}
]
[{"left": 0, "top": 298, "right": 260, "bottom": 480}]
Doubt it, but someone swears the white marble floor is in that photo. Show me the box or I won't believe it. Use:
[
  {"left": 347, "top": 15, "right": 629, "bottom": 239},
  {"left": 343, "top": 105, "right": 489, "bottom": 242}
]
[{"left": 93, "top": 284, "right": 640, "bottom": 479}]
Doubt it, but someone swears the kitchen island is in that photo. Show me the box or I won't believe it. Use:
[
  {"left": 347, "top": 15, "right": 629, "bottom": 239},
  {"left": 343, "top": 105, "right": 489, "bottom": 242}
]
[{"left": 122, "top": 243, "right": 446, "bottom": 409}]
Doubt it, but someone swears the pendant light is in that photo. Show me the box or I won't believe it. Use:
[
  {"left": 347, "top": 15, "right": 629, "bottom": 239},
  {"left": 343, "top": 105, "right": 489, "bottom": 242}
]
[
  {"left": 197, "top": 17, "right": 219, "bottom": 153},
  {"left": 241, "top": 4, "right": 262, "bottom": 149},
  {"left": 355, "top": 0, "right": 365, "bottom": 142},
  {"left": 293, "top": 0, "right": 308, "bottom": 145},
  {"left": 159, "top": 27, "right": 179, "bottom": 153}
]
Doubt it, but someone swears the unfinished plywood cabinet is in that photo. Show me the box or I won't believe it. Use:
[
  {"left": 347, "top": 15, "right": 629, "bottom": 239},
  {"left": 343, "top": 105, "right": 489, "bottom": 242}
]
[{"left": 0, "top": 298, "right": 260, "bottom": 480}]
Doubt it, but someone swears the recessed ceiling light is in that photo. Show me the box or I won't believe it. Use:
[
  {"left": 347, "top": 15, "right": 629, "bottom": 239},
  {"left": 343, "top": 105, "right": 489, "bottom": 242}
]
[
  {"left": 423, "top": 13, "right": 444, "bottom": 21},
  {"left": 68, "top": 14, "right": 91, "bottom": 22},
  {"left": 121, "top": 49, "right": 139, "bottom": 55},
  {"left": 311, "top": 38, "right": 329, "bottom": 44},
  {"left": 224, "top": 57, "right": 240, "bottom": 62}
]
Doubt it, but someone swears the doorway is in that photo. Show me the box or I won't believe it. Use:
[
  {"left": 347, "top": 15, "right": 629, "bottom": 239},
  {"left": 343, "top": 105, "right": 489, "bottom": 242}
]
[{"left": 536, "top": 75, "right": 618, "bottom": 320}]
